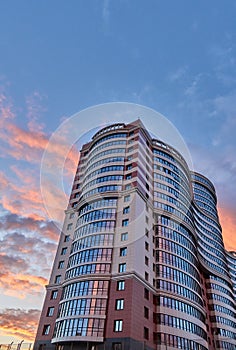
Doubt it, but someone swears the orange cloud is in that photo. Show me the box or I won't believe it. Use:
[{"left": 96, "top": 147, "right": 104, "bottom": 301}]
[
  {"left": 0, "top": 308, "right": 40, "bottom": 342},
  {"left": 0, "top": 91, "right": 80, "bottom": 229},
  {"left": 0, "top": 92, "right": 78, "bottom": 169},
  {"left": 0, "top": 271, "right": 47, "bottom": 299},
  {"left": 218, "top": 206, "right": 236, "bottom": 251},
  {"left": 0, "top": 228, "right": 57, "bottom": 299}
]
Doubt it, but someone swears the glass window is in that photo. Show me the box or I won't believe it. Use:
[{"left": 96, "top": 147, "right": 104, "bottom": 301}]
[
  {"left": 121, "top": 232, "right": 128, "bottom": 241},
  {"left": 47, "top": 307, "right": 54, "bottom": 317},
  {"left": 69, "top": 212, "right": 75, "bottom": 219},
  {"left": 55, "top": 275, "right": 61, "bottom": 284},
  {"left": 123, "top": 206, "right": 130, "bottom": 214},
  {"left": 145, "top": 256, "right": 149, "bottom": 266},
  {"left": 145, "top": 242, "right": 149, "bottom": 251},
  {"left": 122, "top": 219, "right": 129, "bottom": 227},
  {"left": 144, "top": 327, "right": 149, "bottom": 340},
  {"left": 119, "top": 263, "right": 126, "bottom": 273},
  {"left": 112, "top": 343, "right": 122, "bottom": 350},
  {"left": 144, "top": 307, "right": 149, "bottom": 319},
  {"left": 120, "top": 247, "right": 127, "bottom": 256},
  {"left": 61, "top": 247, "right": 67, "bottom": 255},
  {"left": 124, "top": 195, "right": 130, "bottom": 202},
  {"left": 42, "top": 324, "right": 50, "bottom": 335},
  {"left": 115, "top": 299, "right": 124, "bottom": 310},
  {"left": 117, "top": 280, "right": 125, "bottom": 291},
  {"left": 125, "top": 184, "right": 131, "bottom": 190},
  {"left": 125, "top": 174, "right": 132, "bottom": 180},
  {"left": 114, "top": 320, "right": 123, "bottom": 332},
  {"left": 64, "top": 235, "right": 70, "bottom": 242},
  {"left": 144, "top": 288, "right": 149, "bottom": 300},
  {"left": 51, "top": 290, "right": 58, "bottom": 299},
  {"left": 58, "top": 260, "right": 64, "bottom": 269},
  {"left": 126, "top": 164, "right": 132, "bottom": 170},
  {"left": 67, "top": 223, "right": 73, "bottom": 230}
]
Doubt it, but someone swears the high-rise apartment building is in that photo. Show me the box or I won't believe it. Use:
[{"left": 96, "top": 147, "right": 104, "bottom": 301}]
[{"left": 34, "top": 120, "right": 236, "bottom": 350}]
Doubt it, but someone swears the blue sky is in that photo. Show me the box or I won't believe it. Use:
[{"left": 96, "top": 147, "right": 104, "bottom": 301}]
[{"left": 0, "top": 0, "right": 236, "bottom": 343}]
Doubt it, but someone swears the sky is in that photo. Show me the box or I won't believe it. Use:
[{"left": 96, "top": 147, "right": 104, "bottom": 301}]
[{"left": 0, "top": 0, "right": 236, "bottom": 344}]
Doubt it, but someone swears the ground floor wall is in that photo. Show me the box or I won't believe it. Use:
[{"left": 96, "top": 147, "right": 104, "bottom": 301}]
[{"left": 34, "top": 339, "right": 155, "bottom": 350}]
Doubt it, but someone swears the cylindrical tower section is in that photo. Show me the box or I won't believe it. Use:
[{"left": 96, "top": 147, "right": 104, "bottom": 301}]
[
  {"left": 191, "top": 172, "right": 236, "bottom": 349},
  {"left": 153, "top": 144, "right": 208, "bottom": 350},
  {"left": 52, "top": 127, "right": 127, "bottom": 345}
]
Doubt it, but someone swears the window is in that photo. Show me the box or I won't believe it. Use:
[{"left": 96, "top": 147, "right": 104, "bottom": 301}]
[
  {"left": 47, "top": 307, "right": 54, "bottom": 317},
  {"left": 112, "top": 343, "right": 122, "bottom": 350},
  {"left": 144, "top": 327, "right": 149, "bottom": 340},
  {"left": 116, "top": 299, "right": 124, "bottom": 310},
  {"left": 119, "top": 263, "right": 126, "bottom": 273},
  {"left": 123, "top": 206, "right": 130, "bottom": 214},
  {"left": 124, "top": 195, "right": 130, "bottom": 202},
  {"left": 69, "top": 212, "right": 75, "bottom": 219},
  {"left": 55, "top": 275, "right": 61, "bottom": 284},
  {"left": 51, "top": 290, "right": 58, "bottom": 299},
  {"left": 125, "top": 174, "right": 132, "bottom": 180},
  {"left": 127, "top": 155, "right": 132, "bottom": 161},
  {"left": 144, "top": 307, "right": 149, "bottom": 319},
  {"left": 122, "top": 219, "right": 129, "bottom": 227},
  {"left": 145, "top": 242, "right": 149, "bottom": 251},
  {"left": 64, "top": 235, "right": 70, "bottom": 242},
  {"left": 145, "top": 216, "right": 149, "bottom": 224},
  {"left": 58, "top": 261, "right": 64, "bottom": 269},
  {"left": 120, "top": 247, "right": 127, "bottom": 256},
  {"left": 121, "top": 232, "right": 128, "bottom": 241},
  {"left": 145, "top": 228, "right": 149, "bottom": 237},
  {"left": 125, "top": 184, "right": 131, "bottom": 190},
  {"left": 114, "top": 320, "right": 123, "bottom": 332},
  {"left": 128, "top": 146, "right": 133, "bottom": 152},
  {"left": 126, "top": 164, "right": 132, "bottom": 170},
  {"left": 144, "top": 288, "right": 149, "bottom": 300},
  {"left": 42, "top": 324, "right": 50, "bottom": 335},
  {"left": 61, "top": 247, "right": 67, "bottom": 255},
  {"left": 145, "top": 272, "right": 149, "bottom": 281},
  {"left": 145, "top": 256, "right": 149, "bottom": 266},
  {"left": 117, "top": 280, "right": 125, "bottom": 291},
  {"left": 67, "top": 223, "right": 73, "bottom": 230}
]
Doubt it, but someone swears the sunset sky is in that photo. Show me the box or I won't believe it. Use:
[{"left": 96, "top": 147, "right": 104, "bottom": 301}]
[{"left": 0, "top": 0, "right": 236, "bottom": 344}]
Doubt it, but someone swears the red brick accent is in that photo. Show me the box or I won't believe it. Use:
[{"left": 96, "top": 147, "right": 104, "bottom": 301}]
[{"left": 105, "top": 277, "right": 155, "bottom": 348}]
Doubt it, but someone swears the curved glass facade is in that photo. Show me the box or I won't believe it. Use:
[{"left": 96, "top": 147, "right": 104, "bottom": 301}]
[{"left": 35, "top": 120, "right": 236, "bottom": 350}]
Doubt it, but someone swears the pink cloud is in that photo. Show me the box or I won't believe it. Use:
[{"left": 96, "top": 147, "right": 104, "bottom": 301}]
[{"left": 0, "top": 308, "right": 40, "bottom": 342}]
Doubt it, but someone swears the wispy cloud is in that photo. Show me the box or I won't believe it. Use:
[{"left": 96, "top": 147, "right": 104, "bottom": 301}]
[
  {"left": 26, "top": 91, "right": 47, "bottom": 133},
  {"left": 208, "top": 39, "right": 236, "bottom": 87},
  {"left": 0, "top": 92, "right": 78, "bottom": 222},
  {"left": 0, "top": 92, "right": 78, "bottom": 168},
  {"left": 168, "top": 66, "right": 188, "bottom": 82},
  {"left": 102, "top": 0, "right": 110, "bottom": 23},
  {"left": 184, "top": 73, "right": 203, "bottom": 96}
]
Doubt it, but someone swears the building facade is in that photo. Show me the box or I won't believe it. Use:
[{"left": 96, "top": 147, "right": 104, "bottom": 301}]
[{"left": 34, "top": 120, "right": 236, "bottom": 350}]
